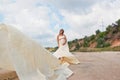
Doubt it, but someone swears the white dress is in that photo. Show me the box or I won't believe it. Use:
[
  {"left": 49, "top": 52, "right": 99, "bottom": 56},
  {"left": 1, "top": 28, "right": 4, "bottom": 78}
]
[
  {"left": 0, "top": 24, "right": 73, "bottom": 80},
  {"left": 53, "top": 35, "right": 80, "bottom": 64}
]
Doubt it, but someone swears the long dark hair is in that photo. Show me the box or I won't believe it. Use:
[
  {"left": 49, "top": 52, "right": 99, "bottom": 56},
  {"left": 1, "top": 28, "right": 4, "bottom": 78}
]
[{"left": 59, "top": 29, "right": 64, "bottom": 34}]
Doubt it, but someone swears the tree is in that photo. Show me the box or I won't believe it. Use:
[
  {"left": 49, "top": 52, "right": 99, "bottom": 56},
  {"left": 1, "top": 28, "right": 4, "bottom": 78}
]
[
  {"left": 96, "top": 29, "right": 101, "bottom": 35},
  {"left": 68, "top": 41, "right": 73, "bottom": 48},
  {"left": 106, "top": 25, "right": 112, "bottom": 32},
  {"left": 75, "top": 43, "right": 80, "bottom": 50},
  {"left": 116, "top": 19, "right": 120, "bottom": 26},
  {"left": 83, "top": 36, "right": 89, "bottom": 47},
  {"left": 72, "top": 39, "right": 78, "bottom": 43},
  {"left": 115, "top": 19, "right": 120, "bottom": 31},
  {"left": 96, "top": 38, "right": 104, "bottom": 48},
  {"left": 90, "top": 35, "right": 95, "bottom": 41},
  {"left": 98, "top": 32, "right": 106, "bottom": 38}
]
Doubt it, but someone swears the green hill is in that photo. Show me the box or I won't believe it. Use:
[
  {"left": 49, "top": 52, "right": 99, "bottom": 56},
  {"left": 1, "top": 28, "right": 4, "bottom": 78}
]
[
  {"left": 47, "top": 19, "right": 120, "bottom": 52},
  {"left": 68, "top": 19, "right": 120, "bottom": 52}
]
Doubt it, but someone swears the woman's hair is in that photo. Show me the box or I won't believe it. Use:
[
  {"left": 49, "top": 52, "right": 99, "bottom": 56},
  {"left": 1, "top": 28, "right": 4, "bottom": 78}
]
[{"left": 60, "top": 29, "right": 64, "bottom": 34}]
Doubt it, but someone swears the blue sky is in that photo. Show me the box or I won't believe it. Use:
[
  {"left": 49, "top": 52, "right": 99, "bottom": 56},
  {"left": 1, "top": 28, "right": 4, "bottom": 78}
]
[
  {"left": 0, "top": 13, "right": 4, "bottom": 22},
  {"left": 0, "top": 0, "right": 120, "bottom": 47}
]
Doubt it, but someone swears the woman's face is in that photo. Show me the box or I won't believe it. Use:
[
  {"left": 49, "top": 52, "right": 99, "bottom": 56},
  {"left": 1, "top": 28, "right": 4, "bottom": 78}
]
[{"left": 59, "top": 29, "right": 64, "bottom": 34}]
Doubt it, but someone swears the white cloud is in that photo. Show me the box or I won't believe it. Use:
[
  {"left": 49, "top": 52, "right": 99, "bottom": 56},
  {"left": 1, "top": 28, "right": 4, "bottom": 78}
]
[
  {"left": 0, "top": 0, "right": 120, "bottom": 47},
  {"left": 0, "top": 0, "right": 57, "bottom": 46},
  {"left": 61, "top": 0, "right": 120, "bottom": 38},
  {"left": 45, "top": 0, "right": 101, "bottom": 14}
]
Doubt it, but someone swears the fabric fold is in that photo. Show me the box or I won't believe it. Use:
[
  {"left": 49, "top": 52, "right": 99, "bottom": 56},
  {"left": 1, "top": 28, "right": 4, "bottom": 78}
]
[{"left": 0, "top": 24, "right": 73, "bottom": 80}]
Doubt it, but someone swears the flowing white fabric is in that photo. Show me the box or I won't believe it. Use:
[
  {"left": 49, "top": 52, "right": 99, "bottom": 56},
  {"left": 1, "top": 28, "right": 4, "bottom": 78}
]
[
  {"left": 53, "top": 35, "right": 80, "bottom": 64},
  {"left": 0, "top": 24, "right": 73, "bottom": 80}
]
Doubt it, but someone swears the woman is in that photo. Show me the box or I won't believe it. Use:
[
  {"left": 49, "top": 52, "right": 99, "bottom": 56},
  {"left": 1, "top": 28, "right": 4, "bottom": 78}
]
[
  {"left": 0, "top": 24, "right": 73, "bottom": 80},
  {"left": 53, "top": 29, "right": 80, "bottom": 64}
]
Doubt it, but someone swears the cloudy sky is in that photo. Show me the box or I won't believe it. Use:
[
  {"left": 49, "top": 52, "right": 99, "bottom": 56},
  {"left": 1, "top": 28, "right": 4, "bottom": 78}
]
[{"left": 0, "top": 0, "right": 120, "bottom": 47}]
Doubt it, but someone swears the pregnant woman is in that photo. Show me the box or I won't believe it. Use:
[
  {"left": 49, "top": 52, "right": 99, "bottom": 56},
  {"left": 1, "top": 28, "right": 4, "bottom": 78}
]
[
  {"left": 0, "top": 24, "right": 73, "bottom": 80},
  {"left": 53, "top": 29, "right": 80, "bottom": 64}
]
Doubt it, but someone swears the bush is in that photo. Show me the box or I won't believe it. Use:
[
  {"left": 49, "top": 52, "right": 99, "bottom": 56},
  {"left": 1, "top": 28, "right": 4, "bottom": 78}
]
[
  {"left": 106, "top": 25, "right": 112, "bottom": 32},
  {"left": 96, "top": 29, "right": 101, "bottom": 35},
  {"left": 83, "top": 36, "right": 90, "bottom": 47},
  {"left": 116, "top": 19, "right": 120, "bottom": 26},
  {"left": 98, "top": 32, "right": 106, "bottom": 38},
  {"left": 103, "top": 42, "right": 111, "bottom": 47},
  {"left": 96, "top": 38, "right": 104, "bottom": 48},
  {"left": 90, "top": 35, "right": 95, "bottom": 41}
]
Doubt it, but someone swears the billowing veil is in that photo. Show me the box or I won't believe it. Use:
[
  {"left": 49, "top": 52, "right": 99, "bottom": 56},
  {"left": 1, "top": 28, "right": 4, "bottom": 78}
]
[{"left": 0, "top": 24, "right": 73, "bottom": 80}]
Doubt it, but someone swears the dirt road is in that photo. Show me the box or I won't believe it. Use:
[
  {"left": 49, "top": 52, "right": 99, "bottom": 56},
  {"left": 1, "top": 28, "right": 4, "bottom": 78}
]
[
  {"left": 68, "top": 52, "right": 120, "bottom": 80},
  {"left": 0, "top": 52, "right": 120, "bottom": 80}
]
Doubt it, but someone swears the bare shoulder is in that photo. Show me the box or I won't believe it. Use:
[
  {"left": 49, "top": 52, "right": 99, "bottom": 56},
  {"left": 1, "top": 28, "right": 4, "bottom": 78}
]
[
  {"left": 57, "top": 35, "right": 59, "bottom": 39},
  {"left": 57, "top": 35, "right": 59, "bottom": 37}
]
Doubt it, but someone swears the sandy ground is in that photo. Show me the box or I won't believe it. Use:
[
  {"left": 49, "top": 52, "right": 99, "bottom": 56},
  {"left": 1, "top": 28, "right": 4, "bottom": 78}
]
[
  {"left": 0, "top": 69, "right": 18, "bottom": 80},
  {"left": 0, "top": 52, "right": 120, "bottom": 80},
  {"left": 68, "top": 52, "right": 120, "bottom": 80}
]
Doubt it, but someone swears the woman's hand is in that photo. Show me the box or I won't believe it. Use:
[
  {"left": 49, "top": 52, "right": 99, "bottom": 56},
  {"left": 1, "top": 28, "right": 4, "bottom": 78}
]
[
  {"left": 62, "top": 35, "right": 67, "bottom": 46},
  {"left": 62, "top": 42, "right": 66, "bottom": 46}
]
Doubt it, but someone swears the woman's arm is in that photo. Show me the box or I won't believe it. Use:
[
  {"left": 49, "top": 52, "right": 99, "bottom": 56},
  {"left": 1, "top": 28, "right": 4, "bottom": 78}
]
[
  {"left": 63, "top": 35, "right": 67, "bottom": 45},
  {"left": 57, "top": 35, "right": 60, "bottom": 47}
]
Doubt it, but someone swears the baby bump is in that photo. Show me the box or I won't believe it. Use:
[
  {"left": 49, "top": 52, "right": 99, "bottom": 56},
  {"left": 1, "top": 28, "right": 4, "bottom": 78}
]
[{"left": 59, "top": 39, "right": 65, "bottom": 46}]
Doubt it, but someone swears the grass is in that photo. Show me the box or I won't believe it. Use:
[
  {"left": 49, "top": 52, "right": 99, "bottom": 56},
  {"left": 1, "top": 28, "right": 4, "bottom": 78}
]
[
  {"left": 46, "top": 46, "right": 120, "bottom": 52},
  {"left": 71, "top": 46, "right": 120, "bottom": 52}
]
